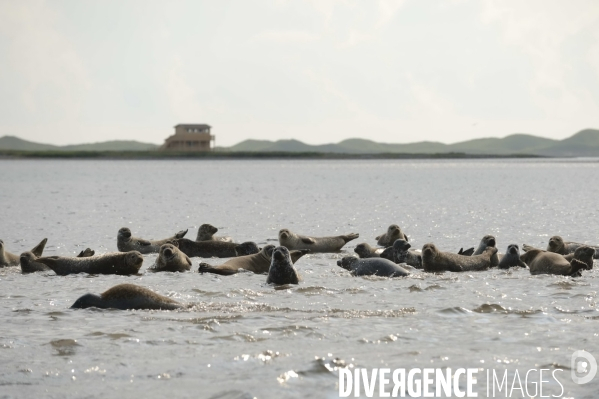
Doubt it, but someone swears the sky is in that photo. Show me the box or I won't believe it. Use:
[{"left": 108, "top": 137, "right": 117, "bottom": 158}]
[{"left": 1, "top": 0, "right": 598, "bottom": 147}]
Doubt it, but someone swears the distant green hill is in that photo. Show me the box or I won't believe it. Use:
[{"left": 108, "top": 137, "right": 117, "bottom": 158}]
[
  {"left": 0, "top": 136, "right": 158, "bottom": 152},
  {"left": 224, "top": 129, "right": 599, "bottom": 156}
]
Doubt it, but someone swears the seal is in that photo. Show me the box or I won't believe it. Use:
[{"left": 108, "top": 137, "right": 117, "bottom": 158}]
[
  {"left": 198, "top": 246, "right": 309, "bottom": 276},
  {"left": 376, "top": 224, "right": 408, "bottom": 247},
  {"left": 354, "top": 243, "right": 383, "bottom": 258},
  {"left": 70, "top": 283, "right": 182, "bottom": 310},
  {"left": 564, "top": 246, "right": 595, "bottom": 276},
  {"left": 149, "top": 244, "right": 192, "bottom": 272},
  {"left": 520, "top": 247, "right": 592, "bottom": 276},
  {"left": 278, "top": 229, "right": 359, "bottom": 253},
  {"left": 337, "top": 256, "right": 410, "bottom": 277},
  {"left": 1, "top": 238, "right": 47, "bottom": 267},
  {"left": 473, "top": 235, "right": 499, "bottom": 266},
  {"left": 379, "top": 247, "right": 394, "bottom": 261},
  {"left": 196, "top": 224, "right": 233, "bottom": 242},
  {"left": 392, "top": 239, "right": 422, "bottom": 268},
  {"left": 497, "top": 244, "right": 527, "bottom": 269},
  {"left": 267, "top": 246, "right": 300, "bottom": 285},
  {"left": 546, "top": 235, "right": 599, "bottom": 259},
  {"left": 175, "top": 238, "right": 259, "bottom": 258},
  {"left": 117, "top": 227, "right": 188, "bottom": 254},
  {"left": 35, "top": 251, "right": 143, "bottom": 276},
  {"left": 422, "top": 243, "right": 497, "bottom": 272},
  {"left": 20, "top": 251, "right": 51, "bottom": 273},
  {"left": 77, "top": 248, "right": 95, "bottom": 257}
]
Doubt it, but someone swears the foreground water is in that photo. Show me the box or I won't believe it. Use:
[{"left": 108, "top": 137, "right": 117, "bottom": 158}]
[{"left": 0, "top": 159, "right": 597, "bottom": 398}]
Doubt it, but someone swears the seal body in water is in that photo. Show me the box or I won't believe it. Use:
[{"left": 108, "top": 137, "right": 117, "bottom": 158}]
[
  {"left": 267, "top": 246, "right": 300, "bottom": 285},
  {"left": 20, "top": 252, "right": 51, "bottom": 273},
  {"left": 198, "top": 246, "right": 309, "bottom": 276},
  {"left": 521, "top": 247, "right": 593, "bottom": 276},
  {"left": 337, "top": 256, "right": 410, "bottom": 277},
  {"left": 278, "top": 229, "right": 359, "bottom": 253},
  {"left": 117, "top": 227, "right": 188, "bottom": 254},
  {"left": 376, "top": 224, "right": 408, "bottom": 247},
  {"left": 150, "top": 244, "right": 192, "bottom": 272},
  {"left": 392, "top": 240, "right": 422, "bottom": 268},
  {"left": 70, "top": 283, "right": 182, "bottom": 310},
  {"left": 1, "top": 238, "right": 47, "bottom": 267},
  {"left": 497, "top": 244, "right": 527, "bottom": 269},
  {"left": 473, "top": 235, "right": 500, "bottom": 266},
  {"left": 546, "top": 235, "right": 599, "bottom": 259},
  {"left": 422, "top": 243, "right": 497, "bottom": 272},
  {"left": 35, "top": 251, "right": 143, "bottom": 276},
  {"left": 175, "top": 238, "right": 259, "bottom": 258},
  {"left": 195, "top": 224, "right": 232, "bottom": 242},
  {"left": 354, "top": 243, "right": 383, "bottom": 258}
]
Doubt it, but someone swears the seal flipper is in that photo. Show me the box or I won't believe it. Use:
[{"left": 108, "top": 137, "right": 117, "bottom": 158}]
[
  {"left": 569, "top": 259, "right": 587, "bottom": 277},
  {"left": 34, "top": 256, "right": 67, "bottom": 275},
  {"left": 77, "top": 248, "right": 95, "bottom": 257},
  {"left": 290, "top": 249, "right": 310, "bottom": 264},
  {"left": 137, "top": 239, "right": 152, "bottom": 246},
  {"left": 301, "top": 237, "right": 316, "bottom": 244},
  {"left": 458, "top": 247, "right": 475, "bottom": 256},
  {"left": 198, "top": 263, "right": 238, "bottom": 276},
  {"left": 375, "top": 234, "right": 382, "bottom": 241},
  {"left": 404, "top": 234, "right": 409, "bottom": 242},
  {"left": 31, "top": 238, "right": 48, "bottom": 257},
  {"left": 175, "top": 229, "right": 188, "bottom": 239},
  {"left": 342, "top": 233, "right": 359, "bottom": 243},
  {"left": 522, "top": 244, "right": 539, "bottom": 253},
  {"left": 185, "top": 254, "right": 192, "bottom": 267}
]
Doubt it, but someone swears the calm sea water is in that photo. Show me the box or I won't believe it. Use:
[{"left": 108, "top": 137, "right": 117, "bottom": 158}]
[{"left": 0, "top": 159, "right": 598, "bottom": 398}]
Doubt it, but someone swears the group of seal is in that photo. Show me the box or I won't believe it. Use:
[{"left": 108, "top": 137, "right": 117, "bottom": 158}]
[{"left": 2, "top": 223, "right": 596, "bottom": 311}]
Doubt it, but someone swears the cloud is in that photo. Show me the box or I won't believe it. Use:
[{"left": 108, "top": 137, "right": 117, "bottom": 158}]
[{"left": 252, "top": 30, "right": 320, "bottom": 43}]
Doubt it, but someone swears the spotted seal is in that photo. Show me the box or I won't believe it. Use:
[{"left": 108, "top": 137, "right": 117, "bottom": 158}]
[
  {"left": 20, "top": 251, "right": 50, "bottom": 273},
  {"left": 354, "top": 243, "right": 383, "bottom": 258},
  {"left": 472, "top": 235, "right": 500, "bottom": 266},
  {"left": 1, "top": 238, "right": 47, "bottom": 267},
  {"left": 266, "top": 246, "right": 300, "bottom": 285},
  {"left": 70, "top": 283, "right": 182, "bottom": 310},
  {"left": 422, "top": 243, "right": 497, "bottom": 272},
  {"left": 198, "top": 245, "right": 309, "bottom": 276},
  {"left": 546, "top": 235, "right": 599, "bottom": 259},
  {"left": 391, "top": 239, "right": 422, "bottom": 268},
  {"left": 376, "top": 224, "right": 408, "bottom": 247},
  {"left": 149, "top": 244, "right": 192, "bottom": 272},
  {"left": 117, "top": 227, "right": 188, "bottom": 254},
  {"left": 175, "top": 238, "right": 259, "bottom": 258},
  {"left": 520, "top": 246, "right": 593, "bottom": 276},
  {"left": 337, "top": 256, "right": 410, "bottom": 277},
  {"left": 497, "top": 244, "right": 526, "bottom": 269},
  {"left": 35, "top": 251, "right": 143, "bottom": 276},
  {"left": 196, "top": 224, "right": 232, "bottom": 242},
  {"left": 278, "top": 229, "right": 358, "bottom": 253}
]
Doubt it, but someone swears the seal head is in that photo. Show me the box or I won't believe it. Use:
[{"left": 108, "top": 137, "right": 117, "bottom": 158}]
[{"left": 266, "top": 246, "right": 300, "bottom": 285}]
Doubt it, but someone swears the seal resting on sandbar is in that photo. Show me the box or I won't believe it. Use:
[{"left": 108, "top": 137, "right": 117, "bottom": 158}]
[
  {"left": 149, "top": 244, "right": 192, "bottom": 272},
  {"left": 376, "top": 224, "right": 408, "bottom": 247},
  {"left": 196, "top": 224, "right": 232, "bottom": 242},
  {"left": 337, "top": 256, "right": 410, "bottom": 277},
  {"left": 497, "top": 244, "right": 527, "bottom": 269},
  {"left": 1, "top": 238, "right": 47, "bottom": 267},
  {"left": 472, "top": 235, "right": 500, "bottom": 266},
  {"left": 117, "top": 227, "right": 188, "bottom": 254},
  {"left": 354, "top": 243, "right": 383, "bottom": 258},
  {"left": 35, "top": 251, "right": 143, "bottom": 276},
  {"left": 175, "top": 238, "right": 259, "bottom": 258},
  {"left": 545, "top": 235, "right": 599, "bottom": 259},
  {"left": 391, "top": 240, "right": 422, "bottom": 268},
  {"left": 520, "top": 246, "right": 594, "bottom": 276},
  {"left": 198, "top": 245, "right": 309, "bottom": 276},
  {"left": 278, "top": 228, "right": 358, "bottom": 253},
  {"left": 70, "top": 283, "right": 182, "bottom": 310},
  {"left": 267, "top": 246, "right": 301, "bottom": 285},
  {"left": 422, "top": 243, "right": 497, "bottom": 272}
]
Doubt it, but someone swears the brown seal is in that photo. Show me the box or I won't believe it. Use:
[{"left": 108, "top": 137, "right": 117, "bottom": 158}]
[
  {"left": 422, "top": 243, "right": 497, "bottom": 272},
  {"left": 196, "top": 224, "right": 232, "bottom": 242},
  {"left": 376, "top": 224, "right": 408, "bottom": 247},
  {"left": 546, "top": 235, "right": 599, "bottom": 259},
  {"left": 175, "top": 238, "right": 259, "bottom": 258},
  {"left": 266, "top": 246, "right": 300, "bottom": 285},
  {"left": 35, "top": 251, "right": 143, "bottom": 276},
  {"left": 149, "top": 244, "right": 192, "bottom": 272},
  {"left": 278, "top": 228, "right": 358, "bottom": 253},
  {"left": 1, "top": 238, "right": 47, "bottom": 267},
  {"left": 70, "top": 283, "right": 182, "bottom": 310},
  {"left": 117, "top": 227, "right": 188, "bottom": 254},
  {"left": 21, "top": 244, "right": 93, "bottom": 274},
  {"left": 520, "top": 246, "right": 593, "bottom": 276},
  {"left": 472, "top": 235, "right": 500, "bottom": 266},
  {"left": 354, "top": 243, "right": 383, "bottom": 258}
]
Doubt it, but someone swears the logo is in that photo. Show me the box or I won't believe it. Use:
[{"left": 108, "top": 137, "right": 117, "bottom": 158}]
[{"left": 571, "top": 350, "right": 597, "bottom": 385}]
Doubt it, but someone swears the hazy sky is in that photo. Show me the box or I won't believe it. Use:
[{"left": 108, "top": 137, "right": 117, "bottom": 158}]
[{"left": 1, "top": 0, "right": 598, "bottom": 146}]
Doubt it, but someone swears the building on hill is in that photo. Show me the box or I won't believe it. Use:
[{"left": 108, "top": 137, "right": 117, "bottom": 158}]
[{"left": 160, "top": 124, "right": 215, "bottom": 151}]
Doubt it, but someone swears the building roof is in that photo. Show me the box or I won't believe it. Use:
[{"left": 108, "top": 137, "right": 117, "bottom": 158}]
[{"left": 174, "top": 124, "right": 211, "bottom": 129}]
